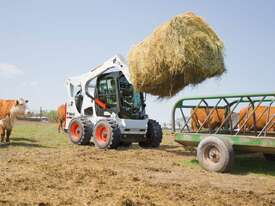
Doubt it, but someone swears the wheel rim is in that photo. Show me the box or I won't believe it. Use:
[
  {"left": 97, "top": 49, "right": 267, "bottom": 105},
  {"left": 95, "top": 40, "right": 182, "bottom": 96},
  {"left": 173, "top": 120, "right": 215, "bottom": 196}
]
[
  {"left": 204, "top": 145, "right": 221, "bottom": 164},
  {"left": 95, "top": 125, "right": 109, "bottom": 144},
  {"left": 70, "top": 122, "right": 82, "bottom": 141}
]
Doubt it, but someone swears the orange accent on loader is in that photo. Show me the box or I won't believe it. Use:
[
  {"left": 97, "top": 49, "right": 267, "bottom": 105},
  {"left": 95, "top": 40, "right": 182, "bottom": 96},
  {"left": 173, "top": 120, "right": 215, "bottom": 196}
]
[{"left": 95, "top": 98, "right": 108, "bottom": 110}]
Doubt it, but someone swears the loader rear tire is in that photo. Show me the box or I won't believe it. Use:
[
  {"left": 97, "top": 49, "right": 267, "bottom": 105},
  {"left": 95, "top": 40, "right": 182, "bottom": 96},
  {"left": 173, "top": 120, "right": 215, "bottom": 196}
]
[
  {"left": 197, "top": 136, "right": 234, "bottom": 173},
  {"left": 264, "top": 153, "right": 275, "bottom": 161},
  {"left": 139, "top": 119, "right": 162, "bottom": 148},
  {"left": 93, "top": 120, "right": 121, "bottom": 149},
  {"left": 68, "top": 118, "right": 92, "bottom": 145}
]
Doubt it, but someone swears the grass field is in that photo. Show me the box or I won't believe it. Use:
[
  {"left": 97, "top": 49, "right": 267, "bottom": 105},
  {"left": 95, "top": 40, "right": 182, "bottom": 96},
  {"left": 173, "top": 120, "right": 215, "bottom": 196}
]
[
  {"left": 0, "top": 121, "right": 275, "bottom": 205},
  {"left": 6, "top": 121, "right": 275, "bottom": 176}
]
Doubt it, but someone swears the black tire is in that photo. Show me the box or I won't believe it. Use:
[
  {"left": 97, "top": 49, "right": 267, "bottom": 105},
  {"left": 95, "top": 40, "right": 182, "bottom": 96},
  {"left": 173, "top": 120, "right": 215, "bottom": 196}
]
[
  {"left": 68, "top": 118, "right": 92, "bottom": 145},
  {"left": 197, "top": 136, "right": 234, "bottom": 173},
  {"left": 93, "top": 119, "right": 121, "bottom": 149},
  {"left": 139, "top": 119, "right": 162, "bottom": 148},
  {"left": 120, "top": 142, "right": 132, "bottom": 147},
  {"left": 264, "top": 153, "right": 275, "bottom": 161}
]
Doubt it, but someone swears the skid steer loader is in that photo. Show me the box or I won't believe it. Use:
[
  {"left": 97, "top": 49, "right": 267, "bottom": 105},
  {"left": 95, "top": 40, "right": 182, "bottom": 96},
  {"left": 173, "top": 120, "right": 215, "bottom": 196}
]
[{"left": 64, "top": 55, "right": 162, "bottom": 149}]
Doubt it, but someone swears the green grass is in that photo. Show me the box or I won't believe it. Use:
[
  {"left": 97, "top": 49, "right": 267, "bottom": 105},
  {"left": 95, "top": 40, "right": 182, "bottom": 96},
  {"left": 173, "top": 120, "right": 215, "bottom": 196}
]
[
  {"left": 3, "top": 122, "right": 275, "bottom": 177},
  {"left": 0, "top": 121, "right": 68, "bottom": 150},
  {"left": 180, "top": 159, "right": 200, "bottom": 169},
  {"left": 233, "top": 155, "right": 275, "bottom": 176},
  {"left": 180, "top": 155, "right": 275, "bottom": 177}
]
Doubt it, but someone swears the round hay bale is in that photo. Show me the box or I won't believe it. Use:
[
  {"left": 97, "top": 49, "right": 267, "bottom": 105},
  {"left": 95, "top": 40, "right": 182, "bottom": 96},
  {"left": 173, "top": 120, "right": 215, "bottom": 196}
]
[{"left": 128, "top": 12, "right": 225, "bottom": 97}]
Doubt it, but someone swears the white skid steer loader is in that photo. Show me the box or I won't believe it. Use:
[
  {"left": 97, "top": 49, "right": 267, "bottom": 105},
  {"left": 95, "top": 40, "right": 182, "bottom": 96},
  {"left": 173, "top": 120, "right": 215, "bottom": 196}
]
[{"left": 64, "top": 55, "right": 162, "bottom": 149}]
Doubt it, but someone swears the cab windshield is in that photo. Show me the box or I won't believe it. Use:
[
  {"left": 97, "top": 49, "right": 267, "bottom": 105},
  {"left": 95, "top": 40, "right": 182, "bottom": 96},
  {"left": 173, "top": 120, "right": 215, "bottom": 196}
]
[{"left": 118, "top": 74, "right": 144, "bottom": 119}]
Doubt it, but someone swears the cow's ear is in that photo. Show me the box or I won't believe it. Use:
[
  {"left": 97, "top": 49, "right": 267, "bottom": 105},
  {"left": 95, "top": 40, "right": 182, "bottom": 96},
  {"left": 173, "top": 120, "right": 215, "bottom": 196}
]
[
  {"left": 25, "top": 100, "right": 29, "bottom": 103},
  {"left": 16, "top": 100, "right": 19, "bottom": 105}
]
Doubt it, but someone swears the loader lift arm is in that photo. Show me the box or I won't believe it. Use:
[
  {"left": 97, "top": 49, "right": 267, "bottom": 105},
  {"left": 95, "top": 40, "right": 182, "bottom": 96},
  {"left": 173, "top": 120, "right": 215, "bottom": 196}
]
[{"left": 83, "top": 54, "right": 130, "bottom": 92}]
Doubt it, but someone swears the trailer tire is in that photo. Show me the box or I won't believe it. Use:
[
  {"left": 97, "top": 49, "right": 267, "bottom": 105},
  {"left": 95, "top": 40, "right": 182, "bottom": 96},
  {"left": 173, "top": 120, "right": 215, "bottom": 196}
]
[
  {"left": 197, "top": 136, "right": 234, "bottom": 173},
  {"left": 264, "top": 153, "right": 275, "bottom": 161},
  {"left": 68, "top": 118, "right": 92, "bottom": 145},
  {"left": 139, "top": 119, "right": 162, "bottom": 148},
  {"left": 93, "top": 120, "right": 121, "bottom": 149}
]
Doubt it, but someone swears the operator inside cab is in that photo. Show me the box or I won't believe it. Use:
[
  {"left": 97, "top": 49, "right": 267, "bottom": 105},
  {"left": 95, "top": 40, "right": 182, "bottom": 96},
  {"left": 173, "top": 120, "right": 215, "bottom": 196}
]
[{"left": 94, "top": 72, "right": 145, "bottom": 119}]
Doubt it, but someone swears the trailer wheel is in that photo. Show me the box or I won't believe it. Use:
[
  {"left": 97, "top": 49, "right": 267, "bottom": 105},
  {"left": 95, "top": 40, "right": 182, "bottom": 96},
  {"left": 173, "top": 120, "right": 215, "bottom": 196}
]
[
  {"left": 197, "top": 136, "right": 234, "bottom": 173},
  {"left": 93, "top": 120, "right": 121, "bottom": 149},
  {"left": 68, "top": 118, "right": 92, "bottom": 145},
  {"left": 139, "top": 119, "right": 162, "bottom": 148},
  {"left": 263, "top": 153, "right": 275, "bottom": 161}
]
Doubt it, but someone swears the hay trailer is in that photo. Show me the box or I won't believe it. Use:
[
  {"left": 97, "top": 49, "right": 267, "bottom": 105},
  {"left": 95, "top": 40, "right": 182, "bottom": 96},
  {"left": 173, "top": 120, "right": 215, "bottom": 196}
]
[{"left": 171, "top": 92, "right": 275, "bottom": 172}]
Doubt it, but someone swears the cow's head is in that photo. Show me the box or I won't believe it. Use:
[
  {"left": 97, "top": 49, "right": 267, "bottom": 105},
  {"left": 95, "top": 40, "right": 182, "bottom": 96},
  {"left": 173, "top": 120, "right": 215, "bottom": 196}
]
[{"left": 10, "top": 98, "right": 30, "bottom": 117}]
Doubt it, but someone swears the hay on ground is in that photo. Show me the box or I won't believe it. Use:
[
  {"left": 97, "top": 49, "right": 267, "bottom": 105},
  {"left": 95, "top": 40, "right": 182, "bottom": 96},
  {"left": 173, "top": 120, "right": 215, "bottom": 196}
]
[{"left": 128, "top": 12, "right": 225, "bottom": 97}]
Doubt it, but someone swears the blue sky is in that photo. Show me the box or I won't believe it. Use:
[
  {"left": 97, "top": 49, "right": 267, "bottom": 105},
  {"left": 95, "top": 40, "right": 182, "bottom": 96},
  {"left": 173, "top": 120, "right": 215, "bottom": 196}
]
[{"left": 0, "top": 1, "right": 274, "bottom": 124}]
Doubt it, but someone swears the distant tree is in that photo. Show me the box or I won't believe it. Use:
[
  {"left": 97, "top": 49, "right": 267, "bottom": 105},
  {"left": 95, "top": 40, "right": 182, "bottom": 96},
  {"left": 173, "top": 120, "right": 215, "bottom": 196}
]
[{"left": 47, "top": 110, "right": 57, "bottom": 122}]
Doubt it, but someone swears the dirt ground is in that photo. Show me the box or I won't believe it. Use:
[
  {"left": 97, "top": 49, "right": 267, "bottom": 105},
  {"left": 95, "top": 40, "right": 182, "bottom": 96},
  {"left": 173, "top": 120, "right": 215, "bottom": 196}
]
[{"left": 1, "top": 121, "right": 275, "bottom": 206}]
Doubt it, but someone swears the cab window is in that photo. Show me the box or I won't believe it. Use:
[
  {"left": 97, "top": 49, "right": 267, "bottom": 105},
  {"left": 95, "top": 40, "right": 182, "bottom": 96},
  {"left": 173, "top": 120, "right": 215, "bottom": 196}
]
[{"left": 97, "top": 77, "right": 117, "bottom": 112}]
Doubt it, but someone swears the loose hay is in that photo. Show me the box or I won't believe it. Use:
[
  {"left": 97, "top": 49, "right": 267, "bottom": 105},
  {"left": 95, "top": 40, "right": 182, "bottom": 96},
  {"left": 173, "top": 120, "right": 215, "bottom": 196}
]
[{"left": 128, "top": 12, "right": 225, "bottom": 97}]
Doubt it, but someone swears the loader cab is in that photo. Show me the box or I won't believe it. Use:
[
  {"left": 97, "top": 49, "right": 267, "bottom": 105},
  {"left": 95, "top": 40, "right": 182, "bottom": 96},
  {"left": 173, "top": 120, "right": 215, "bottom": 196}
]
[{"left": 86, "top": 71, "right": 146, "bottom": 120}]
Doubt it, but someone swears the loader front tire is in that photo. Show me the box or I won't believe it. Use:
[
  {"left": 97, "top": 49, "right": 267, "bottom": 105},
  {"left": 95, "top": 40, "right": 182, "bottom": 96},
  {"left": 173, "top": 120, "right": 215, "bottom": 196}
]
[
  {"left": 93, "top": 120, "right": 121, "bottom": 149},
  {"left": 139, "top": 119, "right": 162, "bottom": 148},
  {"left": 68, "top": 118, "right": 92, "bottom": 145}
]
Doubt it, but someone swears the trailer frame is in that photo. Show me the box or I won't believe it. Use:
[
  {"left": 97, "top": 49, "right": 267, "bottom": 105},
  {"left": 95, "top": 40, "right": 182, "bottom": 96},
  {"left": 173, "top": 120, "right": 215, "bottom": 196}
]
[{"left": 171, "top": 92, "right": 275, "bottom": 172}]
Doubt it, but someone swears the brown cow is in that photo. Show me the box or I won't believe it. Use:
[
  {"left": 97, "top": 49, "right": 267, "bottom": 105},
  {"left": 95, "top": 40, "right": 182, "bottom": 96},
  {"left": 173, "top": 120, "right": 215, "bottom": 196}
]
[
  {"left": 0, "top": 113, "right": 13, "bottom": 143},
  {"left": 0, "top": 100, "right": 21, "bottom": 118},
  {"left": 57, "top": 104, "right": 66, "bottom": 133},
  {"left": 239, "top": 106, "right": 275, "bottom": 132},
  {"left": 191, "top": 108, "right": 226, "bottom": 131},
  {"left": 0, "top": 98, "right": 29, "bottom": 143}
]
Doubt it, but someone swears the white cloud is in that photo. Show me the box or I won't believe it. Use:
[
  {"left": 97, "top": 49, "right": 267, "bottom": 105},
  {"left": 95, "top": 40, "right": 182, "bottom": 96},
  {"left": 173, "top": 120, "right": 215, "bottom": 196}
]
[{"left": 0, "top": 63, "right": 24, "bottom": 78}]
